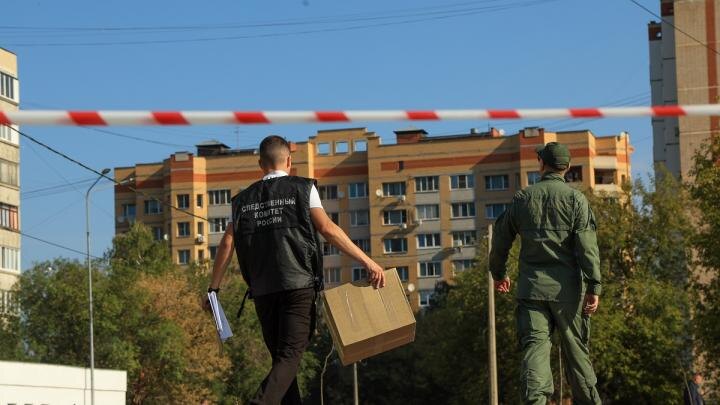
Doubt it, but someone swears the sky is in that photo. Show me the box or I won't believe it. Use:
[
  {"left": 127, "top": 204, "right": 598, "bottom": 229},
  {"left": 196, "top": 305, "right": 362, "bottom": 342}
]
[{"left": 3, "top": 0, "right": 660, "bottom": 269}]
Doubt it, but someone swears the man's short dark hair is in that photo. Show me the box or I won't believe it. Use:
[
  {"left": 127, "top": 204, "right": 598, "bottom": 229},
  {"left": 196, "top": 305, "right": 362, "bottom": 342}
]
[{"left": 259, "top": 135, "right": 291, "bottom": 166}]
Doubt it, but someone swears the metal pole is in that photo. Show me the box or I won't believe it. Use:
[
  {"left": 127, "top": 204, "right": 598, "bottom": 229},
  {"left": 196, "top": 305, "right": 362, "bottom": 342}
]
[
  {"left": 487, "top": 224, "right": 499, "bottom": 405},
  {"left": 86, "top": 168, "right": 109, "bottom": 405},
  {"left": 353, "top": 362, "right": 359, "bottom": 405},
  {"left": 559, "top": 346, "right": 563, "bottom": 403}
]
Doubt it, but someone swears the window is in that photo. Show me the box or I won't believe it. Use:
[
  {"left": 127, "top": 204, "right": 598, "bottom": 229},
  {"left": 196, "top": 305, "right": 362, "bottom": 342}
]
[
  {"left": 354, "top": 139, "right": 367, "bottom": 152},
  {"left": 0, "top": 160, "right": 18, "bottom": 187},
  {"left": 451, "top": 174, "right": 475, "bottom": 190},
  {"left": 208, "top": 189, "right": 231, "bottom": 205},
  {"left": 352, "top": 267, "right": 368, "bottom": 281},
  {"left": 197, "top": 222, "right": 204, "bottom": 235},
  {"left": 196, "top": 194, "right": 203, "bottom": 207},
  {"left": 322, "top": 242, "right": 339, "bottom": 256},
  {"left": 415, "top": 176, "right": 439, "bottom": 192},
  {"left": 416, "top": 204, "right": 439, "bottom": 220},
  {"left": 485, "top": 175, "right": 509, "bottom": 190},
  {"left": 144, "top": 199, "right": 163, "bottom": 215},
  {"left": 152, "top": 226, "right": 163, "bottom": 241},
  {"left": 382, "top": 182, "right": 406, "bottom": 196},
  {"left": 527, "top": 171, "right": 542, "bottom": 185},
  {"left": 419, "top": 290, "right": 434, "bottom": 308},
  {"left": 0, "top": 72, "right": 17, "bottom": 101},
  {"left": 453, "top": 259, "right": 476, "bottom": 272},
  {"left": 383, "top": 238, "right": 407, "bottom": 253},
  {"left": 177, "top": 194, "right": 190, "bottom": 209},
  {"left": 122, "top": 203, "right": 136, "bottom": 220},
  {"left": 335, "top": 141, "right": 349, "bottom": 154},
  {"left": 564, "top": 166, "right": 583, "bottom": 182},
  {"left": 177, "top": 222, "right": 190, "bottom": 237},
  {"left": 318, "top": 185, "right": 338, "bottom": 200},
  {"left": 350, "top": 210, "right": 369, "bottom": 226},
  {"left": 419, "top": 261, "right": 442, "bottom": 277},
  {"left": 0, "top": 124, "right": 18, "bottom": 144},
  {"left": 451, "top": 202, "right": 476, "bottom": 218},
  {"left": 325, "top": 268, "right": 341, "bottom": 284},
  {"left": 452, "top": 231, "right": 476, "bottom": 247},
  {"left": 594, "top": 169, "right": 617, "bottom": 185},
  {"left": 209, "top": 246, "right": 218, "bottom": 260},
  {"left": 417, "top": 233, "right": 441, "bottom": 249},
  {"left": 348, "top": 182, "right": 368, "bottom": 198},
  {"left": 0, "top": 246, "right": 19, "bottom": 271},
  {"left": 317, "top": 142, "right": 330, "bottom": 155},
  {"left": 396, "top": 266, "right": 409, "bottom": 282},
  {"left": 329, "top": 212, "right": 339, "bottom": 224},
  {"left": 210, "top": 217, "right": 229, "bottom": 233},
  {"left": 383, "top": 210, "right": 407, "bottom": 225},
  {"left": 353, "top": 239, "right": 370, "bottom": 252},
  {"left": 178, "top": 250, "right": 190, "bottom": 265},
  {"left": 485, "top": 203, "right": 510, "bottom": 219}
]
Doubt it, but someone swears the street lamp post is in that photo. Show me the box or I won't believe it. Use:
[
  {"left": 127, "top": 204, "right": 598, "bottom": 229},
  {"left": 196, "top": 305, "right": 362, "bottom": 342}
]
[{"left": 86, "top": 168, "right": 110, "bottom": 405}]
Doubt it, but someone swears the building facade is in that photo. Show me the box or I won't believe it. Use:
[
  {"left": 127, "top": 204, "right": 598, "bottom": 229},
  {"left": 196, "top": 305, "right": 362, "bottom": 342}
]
[
  {"left": 649, "top": 0, "right": 720, "bottom": 179},
  {"left": 114, "top": 127, "right": 632, "bottom": 308},
  {"left": 0, "top": 48, "right": 21, "bottom": 314}
]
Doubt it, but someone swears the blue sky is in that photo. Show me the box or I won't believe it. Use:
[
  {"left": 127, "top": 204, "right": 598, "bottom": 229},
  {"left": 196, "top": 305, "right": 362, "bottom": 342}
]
[{"left": 4, "top": 0, "right": 659, "bottom": 268}]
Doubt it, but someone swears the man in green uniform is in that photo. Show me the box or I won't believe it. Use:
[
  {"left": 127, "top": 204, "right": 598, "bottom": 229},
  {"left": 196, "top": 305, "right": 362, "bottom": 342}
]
[{"left": 489, "top": 142, "right": 602, "bottom": 404}]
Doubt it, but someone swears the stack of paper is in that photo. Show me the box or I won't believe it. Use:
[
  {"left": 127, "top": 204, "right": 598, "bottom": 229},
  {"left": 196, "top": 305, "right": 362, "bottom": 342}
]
[{"left": 208, "top": 291, "right": 233, "bottom": 342}]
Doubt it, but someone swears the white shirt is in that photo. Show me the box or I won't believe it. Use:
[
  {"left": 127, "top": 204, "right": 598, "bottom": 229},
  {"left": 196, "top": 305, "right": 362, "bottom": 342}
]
[{"left": 262, "top": 170, "right": 323, "bottom": 209}]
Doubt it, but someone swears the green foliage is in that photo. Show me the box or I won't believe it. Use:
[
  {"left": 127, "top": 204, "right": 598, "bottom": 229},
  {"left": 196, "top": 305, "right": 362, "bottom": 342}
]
[{"left": 688, "top": 137, "right": 720, "bottom": 399}]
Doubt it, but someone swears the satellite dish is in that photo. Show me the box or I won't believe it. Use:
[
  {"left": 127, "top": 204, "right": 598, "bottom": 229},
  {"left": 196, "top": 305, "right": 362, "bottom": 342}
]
[
  {"left": 117, "top": 216, "right": 126, "bottom": 223},
  {"left": 375, "top": 189, "right": 383, "bottom": 198},
  {"left": 498, "top": 129, "right": 506, "bottom": 136},
  {"left": 407, "top": 283, "right": 416, "bottom": 293}
]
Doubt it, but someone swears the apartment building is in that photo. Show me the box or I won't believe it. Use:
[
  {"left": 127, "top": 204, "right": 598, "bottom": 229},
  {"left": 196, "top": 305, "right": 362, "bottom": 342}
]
[
  {"left": 114, "top": 126, "right": 632, "bottom": 309},
  {"left": 649, "top": 0, "right": 720, "bottom": 179},
  {"left": 0, "top": 48, "right": 21, "bottom": 314}
]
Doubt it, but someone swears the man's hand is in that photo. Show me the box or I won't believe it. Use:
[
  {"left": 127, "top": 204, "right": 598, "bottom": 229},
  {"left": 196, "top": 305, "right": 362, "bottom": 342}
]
[
  {"left": 202, "top": 295, "right": 211, "bottom": 312},
  {"left": 583, "top": 294, "right": 599, "bottom": 315},
  {"left": 365, "top": 261, "right": 386, "bottom": 289},
  {"left": 494, "top": 277, "right": 511, "bottom": 293}
]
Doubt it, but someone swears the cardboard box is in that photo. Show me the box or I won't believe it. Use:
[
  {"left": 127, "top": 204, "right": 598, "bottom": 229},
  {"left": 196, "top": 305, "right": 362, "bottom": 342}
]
[{"left": 322, "top": 268, "right": 416, "bottom": 366}]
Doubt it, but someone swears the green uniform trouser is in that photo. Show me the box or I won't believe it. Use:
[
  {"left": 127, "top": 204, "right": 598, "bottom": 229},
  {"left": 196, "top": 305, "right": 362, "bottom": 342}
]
[{"left": 517, "top": 299, "right": 601, "bottom": 405}]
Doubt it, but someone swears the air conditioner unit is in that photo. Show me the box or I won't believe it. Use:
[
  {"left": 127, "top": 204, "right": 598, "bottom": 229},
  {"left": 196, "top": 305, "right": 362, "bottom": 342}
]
[
  {"left": 196, "top": 234, "right": 205, "bottom": 243},
  {"left": 413, "top": 219, "right": 423, "bottom": 226},
  {"left": 398, "top": 195, "right": 406, "bottom": 202},
  {"left": 453, "top": 240, "right": 464, "bottom": 248}
]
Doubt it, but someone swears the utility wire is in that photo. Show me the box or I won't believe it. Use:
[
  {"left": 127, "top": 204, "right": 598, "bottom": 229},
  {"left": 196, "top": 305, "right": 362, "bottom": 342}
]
[
  {"left": 6, "top": 0, "right": 559, "bottom": 47},
  {"left": 628, "top": 0, "right": 720, "bottom": 57},
  {"left": 3, "top": 124, "right": 210, "bottom": 222},
  {"left": 21, "top": 230, "right": 103, "bottom": 259}
]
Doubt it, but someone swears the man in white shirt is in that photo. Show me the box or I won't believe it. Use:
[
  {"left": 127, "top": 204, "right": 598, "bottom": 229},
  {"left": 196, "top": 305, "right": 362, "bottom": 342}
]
[{"left": 205, "top": 135, "right": 384, "bottom": 404}]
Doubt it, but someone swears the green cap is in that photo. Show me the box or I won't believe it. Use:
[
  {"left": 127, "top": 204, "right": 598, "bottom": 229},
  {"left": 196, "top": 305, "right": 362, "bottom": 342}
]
[{"left": 535, "top": 142, "right": 571, "bottom": 169}]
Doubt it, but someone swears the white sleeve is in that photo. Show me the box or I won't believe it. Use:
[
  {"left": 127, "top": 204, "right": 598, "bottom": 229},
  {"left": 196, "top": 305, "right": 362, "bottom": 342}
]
[{"left": 309, "top": 185, "right": 324, "bottom": 209}]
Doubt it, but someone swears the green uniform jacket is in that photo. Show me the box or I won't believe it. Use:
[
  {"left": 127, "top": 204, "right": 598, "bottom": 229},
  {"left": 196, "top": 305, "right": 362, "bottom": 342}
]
[{"left": 489, "top": 172, "right": 601, "bottom": 302}]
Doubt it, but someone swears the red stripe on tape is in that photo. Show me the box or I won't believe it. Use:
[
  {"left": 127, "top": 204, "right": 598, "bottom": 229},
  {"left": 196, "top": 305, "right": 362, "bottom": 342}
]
[
  {"left": 406, "top": 111, "right": 439, "bottom": 120},
  {"left": 69, "top": 111, "right": 107, "bottom": 125},
  {"left": 569, "top": 108, "right": 603, "bottom": 118},
  {"left": 315, "top": 111, "right": 349, "bottom": 122},
  {"left": 234, "top": 112, "right": 270, "bottom": 124},
  {"left": 653, "top": 105, "right": 686, "bottom": 117},
  {"left": 488, "top": 110, "right": 521, "bottom": 119},
  {"left": 0, "top": 111, "right": 9, "bottom": 125},
  {"left": 152, "top": 111, "right": 190, "bottom": 125}
]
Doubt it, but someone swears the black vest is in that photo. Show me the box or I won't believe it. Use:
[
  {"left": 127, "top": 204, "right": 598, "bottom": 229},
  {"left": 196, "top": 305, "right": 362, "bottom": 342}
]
[{"left": 231, "top": 175, "right": 324, "bottom": 297}]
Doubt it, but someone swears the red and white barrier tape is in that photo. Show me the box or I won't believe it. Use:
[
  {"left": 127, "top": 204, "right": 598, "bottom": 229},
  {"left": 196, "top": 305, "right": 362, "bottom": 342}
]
[{"left": 1, "top": 105, "right": 719, "bottom": 126}]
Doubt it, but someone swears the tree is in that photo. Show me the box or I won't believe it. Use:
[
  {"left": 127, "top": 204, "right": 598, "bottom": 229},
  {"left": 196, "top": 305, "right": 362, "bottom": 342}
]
[{"left": 688, "top": 137, "right": 720, "bottom": 399}]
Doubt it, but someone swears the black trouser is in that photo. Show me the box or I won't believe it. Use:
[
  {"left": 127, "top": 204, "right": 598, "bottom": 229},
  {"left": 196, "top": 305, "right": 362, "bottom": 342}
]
[{"left": 251, "top": 287, "right": 315, "bottom": 405}]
